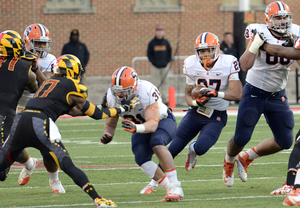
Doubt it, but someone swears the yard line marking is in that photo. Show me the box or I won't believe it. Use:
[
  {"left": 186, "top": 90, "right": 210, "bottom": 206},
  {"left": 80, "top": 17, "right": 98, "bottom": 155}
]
[
  {"left": 0, "top": 176, "right": 284, "bottom": 191},
  {"left": 2, "top": 195, "right": 282, "bottom": 208}
]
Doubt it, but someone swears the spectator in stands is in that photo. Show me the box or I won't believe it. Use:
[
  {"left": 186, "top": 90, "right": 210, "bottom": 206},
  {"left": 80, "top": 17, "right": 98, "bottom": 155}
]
[
  {"left": 147, "top": 25, "right": 172, "bottom": 105},
  {"left": 220, "top": 32, "right": 239, "bottom": 58},
  {"left": 61, "top": 29, "right": 90, "bottom": 81}
]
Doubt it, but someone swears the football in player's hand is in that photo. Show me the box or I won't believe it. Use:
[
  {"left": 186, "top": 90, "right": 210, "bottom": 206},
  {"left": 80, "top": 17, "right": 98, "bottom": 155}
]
[{"left": 191, "top": 85, "right": 207, "bottom": 100}]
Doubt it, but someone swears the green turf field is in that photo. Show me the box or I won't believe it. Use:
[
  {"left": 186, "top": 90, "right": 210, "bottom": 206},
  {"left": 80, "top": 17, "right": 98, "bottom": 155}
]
[{"left": 1, "top": 112, "right": 299, "bottom": 208}]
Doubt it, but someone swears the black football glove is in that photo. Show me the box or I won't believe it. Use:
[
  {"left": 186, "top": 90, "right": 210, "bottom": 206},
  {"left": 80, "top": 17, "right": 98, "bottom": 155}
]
[
  {"left": 100, "top": 133, "right": 113, "bottom": 144},
  {"left": 200, "top": 89, "right": 219, "bottom": 97},
  {"left": 120, "top": 94, "right": 140, "bottom": 112},
  {"left": 282, "top": 31, "right": 295, "bottom": 47},
  {"left": 121, "top": 119, "right": 136, "bottom": 133},
  {"left": 196, "top": 94, "right": 211, "bottom": 106}
]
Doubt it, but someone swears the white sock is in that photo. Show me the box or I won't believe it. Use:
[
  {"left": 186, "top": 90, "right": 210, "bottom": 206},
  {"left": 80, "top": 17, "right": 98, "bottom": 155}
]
[
  {"left": 48, "top": 169, "right": 59, "bottom": 182},
  {"left": 294, "top": 170, "right": 300, "bottom": 186},
  {"left": 22, "top": 157, "right": 34, "bottom": 170},
  {"left": 158, "top": 175, "right": 170, "bottom": 189},
  {"left": 246, "top": 147, "right": 260, "bottom": 160},
  {"left": 165, "top": 168, "right": 178, "bottom": 183},
  {"left": 190, "top": 142, "right": 195, "bottom": 152},
  {"left": 225, "top": 152, "right": 236, "bottom": 163},
  {"left": 150, "top": 179, "right": 158, "bottom": 187}
]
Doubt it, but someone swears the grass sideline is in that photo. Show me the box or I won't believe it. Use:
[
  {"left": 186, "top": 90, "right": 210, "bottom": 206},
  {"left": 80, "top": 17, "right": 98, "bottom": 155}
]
[{"left": 1, "top": 113, "right": 299, "bottom": 208}]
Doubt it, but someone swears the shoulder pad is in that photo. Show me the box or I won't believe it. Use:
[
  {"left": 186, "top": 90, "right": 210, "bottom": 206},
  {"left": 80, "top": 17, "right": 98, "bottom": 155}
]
[{"left": 21, "top": 54, "right": 38, "bottom": 61}]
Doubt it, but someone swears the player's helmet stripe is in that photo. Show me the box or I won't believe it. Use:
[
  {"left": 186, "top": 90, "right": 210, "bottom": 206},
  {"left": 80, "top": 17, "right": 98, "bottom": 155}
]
[
  {"left": 276, "top": 1, "right": 285, "bottom": 11},
  {"left": 200, "top": 32, "right": 208, "bottom": 44},
  {"left": 37, "top": 23, "right": 46, "bottom": 37},
  {"left": 6, "top": 31, "right": 18, "bottom": 39},
  {"left": 115, "top": 66, "right": 128, "bottom": 86}
]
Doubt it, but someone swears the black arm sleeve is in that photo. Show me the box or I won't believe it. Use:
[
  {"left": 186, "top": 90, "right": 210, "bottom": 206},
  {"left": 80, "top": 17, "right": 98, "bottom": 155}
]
[{"left": 81, "top": 101, "right": 121, "bottom": 120}]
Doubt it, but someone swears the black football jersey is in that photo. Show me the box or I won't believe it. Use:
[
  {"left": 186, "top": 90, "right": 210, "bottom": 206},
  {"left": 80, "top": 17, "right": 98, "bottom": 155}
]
[
  {"left": 0, "top": 57, "right": 33, "bottom": 110},
  {"left": 25, "top": 76, "right": 88, "bottom": 121}
]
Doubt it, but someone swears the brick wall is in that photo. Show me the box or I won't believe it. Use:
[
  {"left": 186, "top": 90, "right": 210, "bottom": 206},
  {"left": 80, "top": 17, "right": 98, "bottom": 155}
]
[{"left": 2, "top": 0, "right": 299, "bottom": 77}]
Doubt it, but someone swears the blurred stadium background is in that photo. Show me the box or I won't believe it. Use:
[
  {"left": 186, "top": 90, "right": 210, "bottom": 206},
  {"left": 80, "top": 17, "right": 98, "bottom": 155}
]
[{"left": 1, "top": 0, "right": 300, "bottom": 105}]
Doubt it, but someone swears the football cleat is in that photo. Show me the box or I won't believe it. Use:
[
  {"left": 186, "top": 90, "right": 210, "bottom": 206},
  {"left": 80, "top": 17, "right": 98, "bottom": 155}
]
[
  {"left": 283, "top": 188, "right": 300, "bottom": 206},
  {"left": 223, "top": 158, "right": 235, "bottom": 187},
  {"left": 270, "top": 182, "right": 293, "bottom": 195},
  {"left": 94, "top": 197, "right": 117, "bottom": 207},
  {"left": 18, "top": 158, "right": 38, "bottom": 186},
  {"left": 185, "top": 141, "right": 197, "bottom": 171},
  {"left": 163, "top": 181, "right": 184, "bottom": 202},
  {"left": 140, "top": 183, "right": 157, "bottom": 194},
  {"left": 49, "top": 179, "right": 66, "bottom": 193},
  {"left": 236, "top": 151, "right": 253, "bottom": 182}
]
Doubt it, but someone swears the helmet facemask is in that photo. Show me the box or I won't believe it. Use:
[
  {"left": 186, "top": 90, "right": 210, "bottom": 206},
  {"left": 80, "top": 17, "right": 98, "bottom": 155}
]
[
  {"left": 195, "top": 46, "right": 219, "bottom": 68},
  {"left": 110, "top": 84, "right": 137, "bottom": 105},
  {"left": 27, "top": 37, "right": 51, "bottom": 58},
  {"left": 267, "top": 12, "right": 292, "bottom": 34}
]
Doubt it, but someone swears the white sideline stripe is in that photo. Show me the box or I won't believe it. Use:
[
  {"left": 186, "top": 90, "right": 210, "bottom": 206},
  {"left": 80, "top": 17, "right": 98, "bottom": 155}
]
[{"left": 1, "top": 195, "right": 280, "bottom": 208}]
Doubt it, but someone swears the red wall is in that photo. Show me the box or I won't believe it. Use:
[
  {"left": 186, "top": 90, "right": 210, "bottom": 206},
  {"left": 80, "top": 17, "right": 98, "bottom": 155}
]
[{"left": 1, "top": 0, "right": 299, "bottom": 76}]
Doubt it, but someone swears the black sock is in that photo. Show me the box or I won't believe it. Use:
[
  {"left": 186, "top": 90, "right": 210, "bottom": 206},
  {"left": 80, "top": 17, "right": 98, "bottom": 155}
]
[
  {"left": 83, "top": 182, "right": 100, "bottom": 200},
  {"left": 287, "top": 170, "right": 297, "bottom": 185}
]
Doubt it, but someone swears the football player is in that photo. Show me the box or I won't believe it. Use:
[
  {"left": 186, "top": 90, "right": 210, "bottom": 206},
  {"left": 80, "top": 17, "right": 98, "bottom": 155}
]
[
  {"left": 170, "top": 32, "right": 242, "bottom": 171},
  {"left": 0, "top": 54, "right": 139, "bottom": 207},
  {"left": 16, "top": 24, "right": 66, "bottom": 194},
  {"left": 250, "top": 25, "right": 300, "bottom": 199},
  {"left": 223, "top": 1, "right": 300, "bottom": 188},
  {"left": 0, "top": 30, "right": 44, "bottom": 180},
  {"left": 100, "top": 66, "right": 184, "bottom": 202}
]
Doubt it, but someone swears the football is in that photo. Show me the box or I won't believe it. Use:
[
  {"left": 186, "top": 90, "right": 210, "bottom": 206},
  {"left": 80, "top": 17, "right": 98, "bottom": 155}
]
[{"left": 191, "top": 85, "right": 207, "bottom": 99}]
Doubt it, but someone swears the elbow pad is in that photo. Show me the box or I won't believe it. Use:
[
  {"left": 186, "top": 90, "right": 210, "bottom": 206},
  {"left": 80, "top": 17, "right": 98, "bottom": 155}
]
[{"left": 81, "top": 101, "right": 121, "bottom": 119}]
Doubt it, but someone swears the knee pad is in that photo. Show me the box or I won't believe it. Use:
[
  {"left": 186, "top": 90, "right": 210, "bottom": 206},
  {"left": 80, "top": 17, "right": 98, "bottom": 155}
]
[{"left": 140, "top": 161, "right": 157, "bottom": 179}]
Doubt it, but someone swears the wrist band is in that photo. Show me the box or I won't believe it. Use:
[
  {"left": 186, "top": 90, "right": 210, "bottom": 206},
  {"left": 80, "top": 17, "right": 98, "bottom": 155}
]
[
  {"left": 192, "top": 100, "right": 198, "bottom": 107},
  {"left": 218, "top": 92, "right": 225, "bottom": 99},
  {"left": 136, "top": 124, "right": 146, "bottom": 133}
]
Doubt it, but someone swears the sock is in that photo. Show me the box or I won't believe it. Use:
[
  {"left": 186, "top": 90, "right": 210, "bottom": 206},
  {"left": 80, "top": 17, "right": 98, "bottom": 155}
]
[
  {"left": 190, "top": 142, "right": 195, "bottom": 152},
  {"left": 246, "top": 147, "right": 260, "bottom": 160},
  {"left": 294, "top": 170, "right": 300, "bottom": 188},
  {"left": 150, "top": 179, "right": 158, "bottom": 187},
  {"left": 158, "top": 175, "right": 170, "bottom": 189},
  {"left": 225, "top": 152, "right": 235, "bottom": 163},
  {"left": 165, "top": 168, "right": 178, "bottom": 183},
  {"left": 82, "top": 182, "right": 99, "bottom": 200},
  {"left": 287, "top": 168, "right": 297, "bottom": 185},
  {"left": 48, "top": 168, "right": 59, "bottom": 182},
  {"left": 22, "top": 157, "right": 34, "bottom": 170}
]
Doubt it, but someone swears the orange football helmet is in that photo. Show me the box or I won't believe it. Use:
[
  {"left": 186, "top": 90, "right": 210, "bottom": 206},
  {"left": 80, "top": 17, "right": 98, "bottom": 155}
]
[
  {"left": 194, "top": 32, "right": 220, "bottom": 67},
  {"left": 110, "top": 66, "right": 138, "bottom": 104},
  {"left": 23, "top": 23, "right": 52, "bottom": 58},
  {"left": 265, "top": 1, "right": 292, "bottom": 34}
]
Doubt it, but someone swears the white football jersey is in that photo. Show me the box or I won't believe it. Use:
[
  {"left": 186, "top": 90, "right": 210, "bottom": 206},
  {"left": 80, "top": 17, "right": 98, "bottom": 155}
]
[
  {"left": 106, "top": 79, "right": 168, "bottom": 123},
  {"left": 245, "top": 23, "right": 300, "bottom": 92},
  {"left": 18, "top": 54, "right": 56, "bottom": 108},
  {"left": 183, "top": 54, "right": 240, "bottom": 111},
  {"left": 38, "top": 53, "right": 56, "bottom": 73}
]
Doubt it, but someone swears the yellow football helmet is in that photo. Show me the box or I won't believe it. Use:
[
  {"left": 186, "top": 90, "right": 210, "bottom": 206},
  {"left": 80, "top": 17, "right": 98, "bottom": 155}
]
[
  {"left": 0, "top": 30, "right": 25, "bottom": 58},
  {"left": 53, "top": 54, "right": 84, "bottom": 81}
]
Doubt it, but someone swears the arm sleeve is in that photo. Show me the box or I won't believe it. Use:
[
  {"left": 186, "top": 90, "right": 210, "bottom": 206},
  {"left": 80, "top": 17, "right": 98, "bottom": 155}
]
[{"left": 81, "top": 100, "right": 121, "bottom": 120}]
